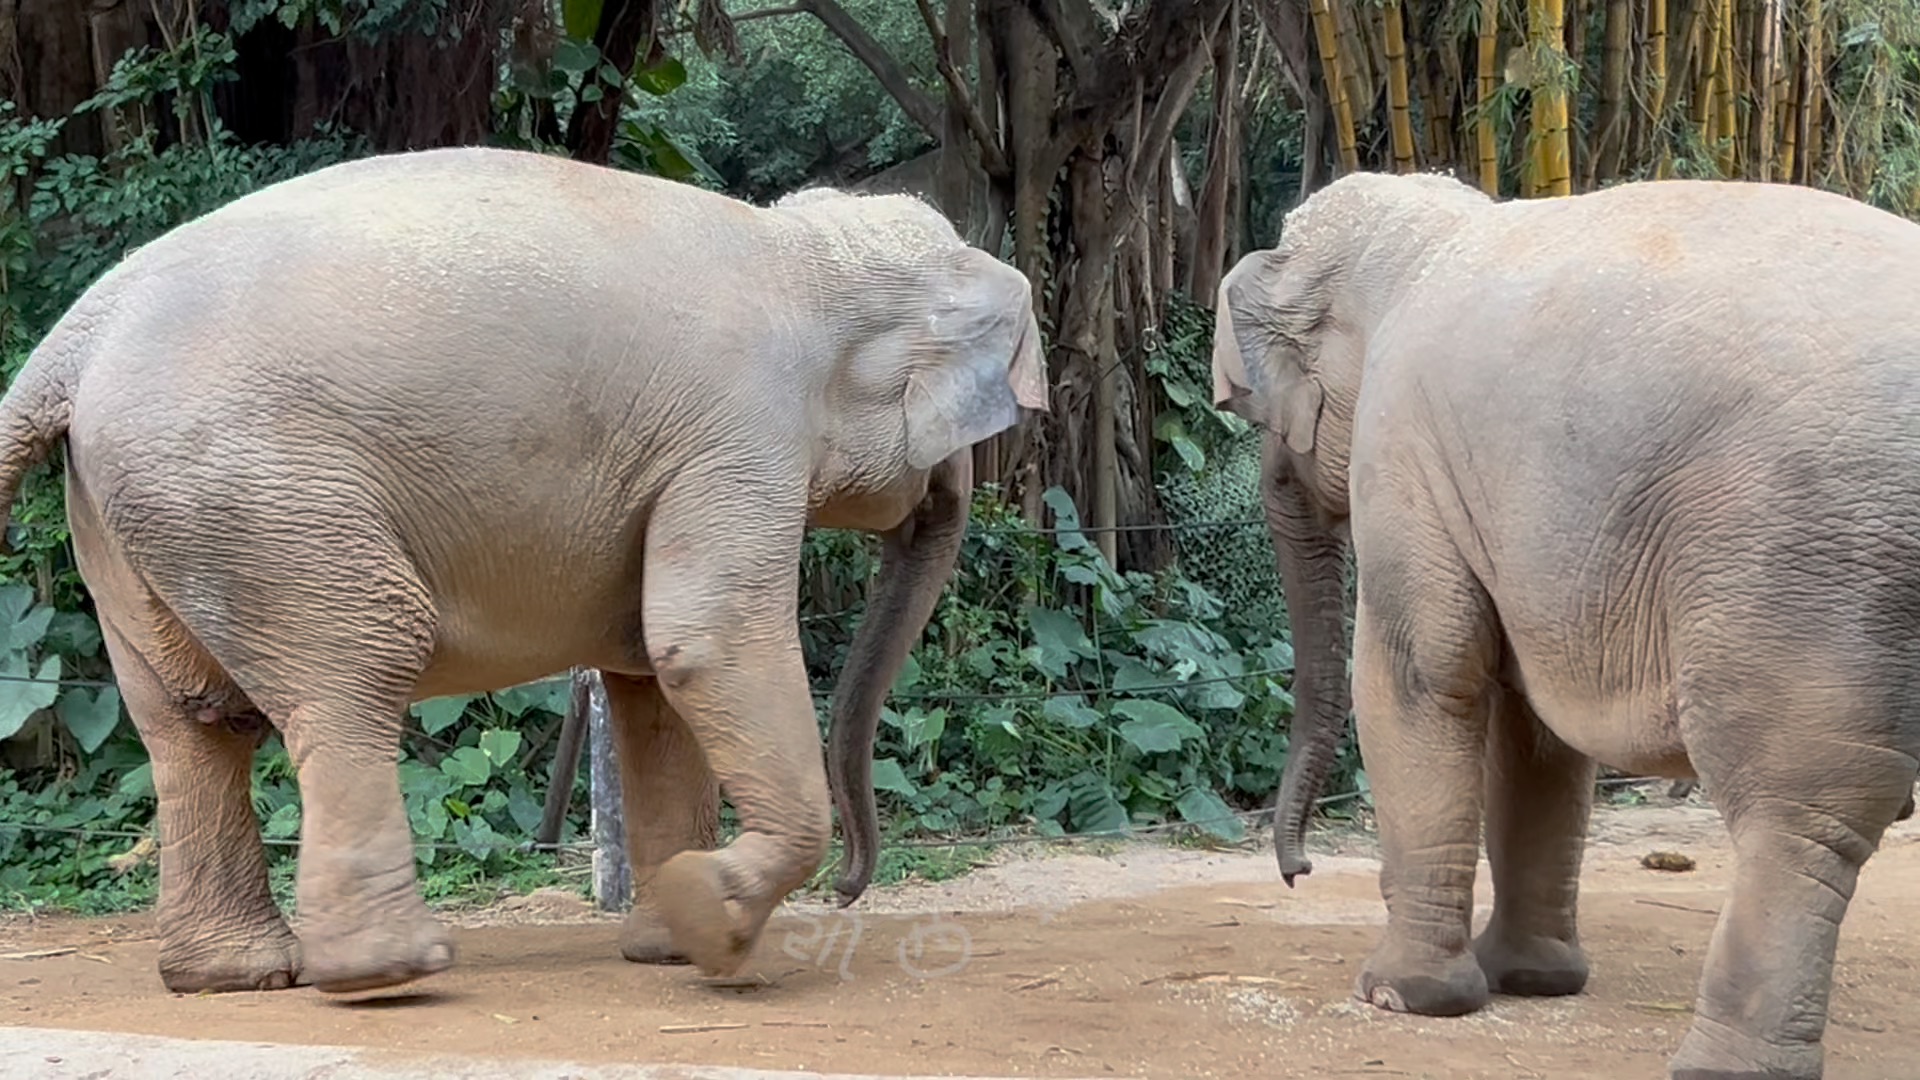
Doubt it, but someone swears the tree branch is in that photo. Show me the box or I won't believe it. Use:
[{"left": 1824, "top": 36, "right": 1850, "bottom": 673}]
[
  {"left": 1123, "top": 2, "right": 1229, "bottom": 196},
  {"left": 1017, "top": 0, "right": 1100, "bottom": 84},
  {"left": 915, "top": 0, "right": 1012, "bottom": 179},
  {"left": 798, "top": 0, "right": 945, "bottom": 137}
]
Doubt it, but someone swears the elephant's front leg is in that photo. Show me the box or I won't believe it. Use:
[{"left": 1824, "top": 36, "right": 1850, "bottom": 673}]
[
  {"left": 641, "top": 477, "right": 831, "bottom": 977},
  {"left": 1349, "top": 528, "right": 1501, "bottom": 1017},
  {"left": 1471, "top": 689, "right": 1596, "bottom": 997},
  {"left": 604, "top": 672, "right": 719, "bottom": 965}
]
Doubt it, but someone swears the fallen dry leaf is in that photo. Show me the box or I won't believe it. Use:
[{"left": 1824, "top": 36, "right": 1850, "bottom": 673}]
[{"left": 1641, "top": 850, "right": 1697, "bottom": 872}]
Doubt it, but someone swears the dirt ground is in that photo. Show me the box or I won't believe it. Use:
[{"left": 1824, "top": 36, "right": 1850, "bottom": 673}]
[{"left": 6, "top": 790, "right": 1920, "bottom": 1079}]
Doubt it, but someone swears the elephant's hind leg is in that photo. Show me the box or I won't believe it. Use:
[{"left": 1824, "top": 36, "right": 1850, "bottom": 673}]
[
  {"left": 1665, "top": 680, "right": 1917, "bottom": 1080},
  {"left": 184, "top": 537, "right": 451, "bottom": 995},
  {"left": 604, "top": 672, "right": 720, "bottom": 965},
  {"left": 1471, "top": 688, "right": 1596, "bottom": 997},
  {"left": 100, "top": 614, "right": 301, "bottom": 993}
]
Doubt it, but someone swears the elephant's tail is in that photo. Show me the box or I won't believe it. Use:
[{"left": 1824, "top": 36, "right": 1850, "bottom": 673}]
[{"left": 0, "top": 328, "right": 82, "bottom": 551}]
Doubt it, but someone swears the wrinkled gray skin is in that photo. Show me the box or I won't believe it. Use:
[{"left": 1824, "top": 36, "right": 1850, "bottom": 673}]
[
  {"left": 0, "top": 146, "right": 1048, "bottom": 995},
  {"left": 1213, "top": 170, "right": 1920, "bottom": 1080}
]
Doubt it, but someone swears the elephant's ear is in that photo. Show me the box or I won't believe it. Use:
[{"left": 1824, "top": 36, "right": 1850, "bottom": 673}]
[
  {"left": 1220, "top": 250, "right": 1326, "bottom": 457},
  {"left": 904, "top": 251, "right": 1050, "bottom": 471}
]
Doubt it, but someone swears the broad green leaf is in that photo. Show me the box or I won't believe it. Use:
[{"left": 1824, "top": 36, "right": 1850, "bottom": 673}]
[
  {"left": 871, "top": 757, "right": 916, "bottom": 797},
  {"left": 1041, "top": 486, "right": 1090, "bottom": 550},
  {"left": 57, "top": 685, "right": 121, "bottom": 753},
  {"left": 0, "top": 582, "right": 34, "bottom": 627},
  {"left": 0, "top": 600, "right": 52, "bottom": 655},
  {"left": 1025, "top": 606, "right": 1094, "bottom": 677},
  {"left": 891, "top": 651, "right": 923, "bottom": 694},
  {"left": 1170, "top": 433, "right": 1205, "bottom": 472},
  {"left": 632, "top": 54, "right": 688, "bottom": 96},
  {"left": 264, "top": 802, "right": 302, "bottom": 840},
  {"left": 1112, "top": 699, "right": 1203, "bottom": 754},
  {"left": 1042, "top": 695, "right": 1101, "bottom": 729},
  {"left": 411, "top": 694, "right": 474, "bottom": 735},
  {"left": 424, "top": 797, "right": 450, "bottom": 839},
  {"left": 508, "top": 786, "right": 545, "bottom": 835},
  {"left": 560, "top": 0, "right": 604, "bottom": 38},
  {"left": 0, "top": 653, "right": 60, "bottom": 740},
  {"left": 441, "top": 746, "right": 492, "bottom": 787},
  {"left": 43, "top": 612, "right": 101, "bottom": 658},
  {"left": 1065, "top": 771, "right": 1128, "bottom": 835},
  {"left": 552, "top": 37, "right": 600, "bottom": 76},
  {"left": 478, "top": 728, "right": 522, "bottom": 767},
  {"left": 900, "top": 706, "right": 946, "bottom": 751},
  {"left": 1175, "top": 788, "right": 1247, "bottom": 842},
  {"left": 455, "top": 817, "right": 500, "bottom": 861},
  {"left": 493, "top": 678, "right": 570, "bottom": 718},
  {"left": 117, "top": 762, "right": 153, "bottom": 801}
]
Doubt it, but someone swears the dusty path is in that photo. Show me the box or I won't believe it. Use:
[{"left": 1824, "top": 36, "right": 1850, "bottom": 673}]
[{"left": 4, "top": 794, "right": 1919, "bottom": 1079}]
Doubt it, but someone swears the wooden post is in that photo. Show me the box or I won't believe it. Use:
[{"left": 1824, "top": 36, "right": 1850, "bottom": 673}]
[
  {"left": 533, "top": 670, "right": 591, "bottom": 848},
  {"left": 586, "top": 669, "right": 630, "bottom": 912}
]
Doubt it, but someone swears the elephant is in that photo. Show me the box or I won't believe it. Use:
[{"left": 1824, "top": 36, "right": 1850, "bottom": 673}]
[
  {"left": 0, "top": 145, "right": 1048, "bottom": 995},
  {"left": 1211, "top": 170, "right": 1920, "bottom": 1080}
]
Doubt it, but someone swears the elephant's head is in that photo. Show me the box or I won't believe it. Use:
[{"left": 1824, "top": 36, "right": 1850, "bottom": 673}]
[
  {"left": 768, "top": 186, "right": 1049, "bottom": 905},
  {"left": 771, "top": 186, "right": 1047, "bottom": 520},
  {"left": 1210, "top": 171, "right": 1487, "bottom": 885}
]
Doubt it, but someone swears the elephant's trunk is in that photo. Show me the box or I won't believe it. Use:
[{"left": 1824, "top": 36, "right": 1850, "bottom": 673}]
[
  {"left": 826, "top": 451, "right": 973, "bottom": 906},
  {"left": 1261, "top": 442, "right": 1352, "bottom": 886}
]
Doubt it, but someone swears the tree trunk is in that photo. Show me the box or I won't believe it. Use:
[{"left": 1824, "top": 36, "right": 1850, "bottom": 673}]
[
  {"left": 1190, "top": 2, "right": 1242, "bottom": 305},
  {"left": 1477, "top": 0, "right": 1501, "bottom": 194},
  {"left": 567, "top": 0, "right": 661, "bottom": 164}
]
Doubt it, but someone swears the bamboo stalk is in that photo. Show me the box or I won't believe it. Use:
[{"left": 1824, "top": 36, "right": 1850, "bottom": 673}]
[
  {"left": 1692, "top": 4, "right": 1716, "bottom": 135},
  {"left": 1312, "top": 0, "right": 1362, "bottom": 173},
  {"left": 1529, "top": 0, "right": 1574, "bottom": 195},
  {"left": 1773, "top": 9, "right": 1799, "bottom": 181},
  {"left": 1478, "top": 0, "right": 1501, "bottom": 194},
  {"left": 1801, "top": 0, "right": 1825, "bottom": 186},
  {"left": 1384, "top": 0, "right": 1416, "bottom": 172},
  {"left": 1336, "top": 0, "right": 1374, "bottom": 138},
  {"left": 1713, "top": 0, "right": 1736, "bottom": 174},
  {"left": 1591, "top": 0, "right": 1632, "bottom": 186},
  {"left": 1749, "top": 0, "right": 1778, "bottom": 179},
  {"left": 1650, "top": 0, "right": 1671, "bottom": 176}
]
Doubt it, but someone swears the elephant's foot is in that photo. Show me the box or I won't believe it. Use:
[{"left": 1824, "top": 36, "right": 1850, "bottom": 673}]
[
  {"left": 654, "top": 849, "right": 774, "bottom": 977},
  {"left": 157, "top": 918, "right": 304, "bottom": 994},
  {"left": 620, "top": 904, "right": 692, "bottom": 965},
  {"left": 1355, "top": 935, "right": 1490, "bottom": 1017},
  {"left": 1470, "top": 924, "right": 1589, "bottom": 997},
  {"left": 1668, "top": 1017, "right": 1822, "bottom": 1080},
  {"left": 301, "top": 906, "right": 455, "bottom": 994}
]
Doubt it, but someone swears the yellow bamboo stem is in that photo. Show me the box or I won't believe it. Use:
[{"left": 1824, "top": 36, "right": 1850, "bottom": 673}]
[
  {"left": 1477, "top": 0, "right": 1501, "bottom": 194},
  {"left": 1528, "top": 0, "right": 1572, "bottom": 196},
  {"left": 1312, "top": 0, "right": 1361, "bottom": 173},
  {"left": 1384, "top": 0, "right": 1416, "bottom": 172}
]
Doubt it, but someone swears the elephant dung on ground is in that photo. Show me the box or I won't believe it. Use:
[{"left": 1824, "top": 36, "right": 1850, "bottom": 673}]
[
  {"left": 1213, "top": 170, "right": 1920, "bottom": 1080},
  {"left": 0, "top": 146, "right": 1047, "bottom": 995}
]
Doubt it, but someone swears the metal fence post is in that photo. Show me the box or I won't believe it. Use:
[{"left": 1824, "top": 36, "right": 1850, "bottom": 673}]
[{"left": 585, "top": 669, "right": 630, "bottom": 912}]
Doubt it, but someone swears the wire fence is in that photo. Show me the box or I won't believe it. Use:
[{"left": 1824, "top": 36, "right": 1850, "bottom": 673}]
[{"left": 0, "top": 511, "right": 1336, "bottom": 871}]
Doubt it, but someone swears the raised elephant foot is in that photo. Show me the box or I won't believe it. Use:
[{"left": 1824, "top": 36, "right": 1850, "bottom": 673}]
[
  {"left": 158, "top": 921, "right": 304, "bottom": 994},
  {"left": 301, "top": 910, "right": 455, "bottom": 994},
  {"left": 1668, "top": 1019, "right": 1822, "bottom": 1080},
  {"left": 619, "top": 906, "right": 692, "bottom": 965},
  {"left": 653, "top": 850, "right": 771, "bottom": 978},
  {"left": 1354, "top": 937, "right": 1490, "bottom": 1017},
  {"left": 1470, "top": 926, "right": 1590, "bottom": 997}
]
